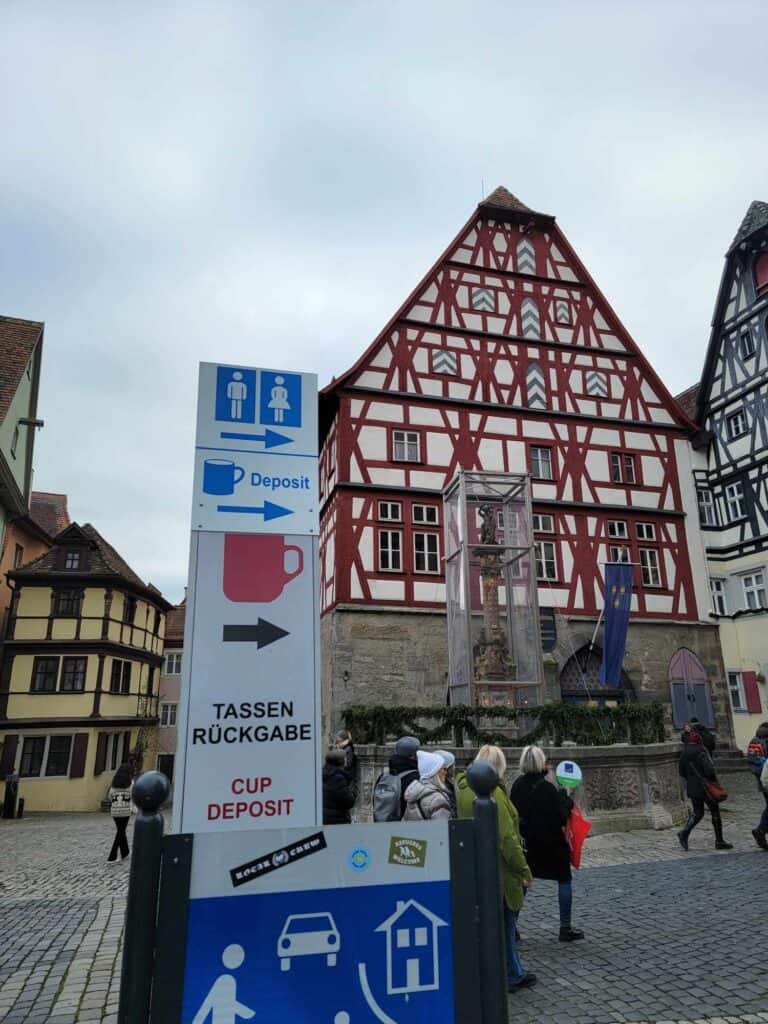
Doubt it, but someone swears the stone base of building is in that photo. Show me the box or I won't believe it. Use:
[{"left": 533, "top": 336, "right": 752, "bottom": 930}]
[
  {"left": 321, "top": 605, "right": 734, "bottom": 747},
  {"left": 353, "top": 741, "right": 688, "bottom": 833}
]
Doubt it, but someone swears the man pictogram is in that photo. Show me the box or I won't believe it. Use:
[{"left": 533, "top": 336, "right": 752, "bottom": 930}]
[
  {"left": 227, "top": 372, "right": 248, "bottom": 421},
  {"left": 192, "top": 944, "right": 255, "bottom": 1024}
]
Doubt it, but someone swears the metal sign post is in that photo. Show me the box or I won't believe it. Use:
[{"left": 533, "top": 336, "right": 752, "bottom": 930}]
[{"left": 174, "top": 362, "right": 321, "bottom": 835}]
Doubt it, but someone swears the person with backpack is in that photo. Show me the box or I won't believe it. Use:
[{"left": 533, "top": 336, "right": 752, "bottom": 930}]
[
  {"left": 746, "top": 721, "right": 768, "bottom": 850},
  {"left": 677, "top": 730, "right": 732, "bottom": 851},
  {"left": 456, "top": 744, "right": 536, "bottom": 991},
  {"left": 403, "top": 751, "right": 452, "bottom": 821},
  {"left": 322, "top": 749, "right": 357, "bottom": 825},
  {"left": 107, "top": 763, "right": 133, "bottom": 862},
  {"left": 372, "top": 736, "right": 420, "bottom": 822}
]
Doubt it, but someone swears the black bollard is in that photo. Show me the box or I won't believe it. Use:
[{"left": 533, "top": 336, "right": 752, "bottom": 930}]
[
  {"left": 467, "top": 760, "right": 509, "bottom": 1024},
  {"left": 118, "top": 770, "right": 170, "bottom": 1024}
]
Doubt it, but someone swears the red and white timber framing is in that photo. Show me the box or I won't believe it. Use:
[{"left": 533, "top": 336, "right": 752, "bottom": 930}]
[{"left": 319, "top": 187, "right": 711, "bottom": 624}]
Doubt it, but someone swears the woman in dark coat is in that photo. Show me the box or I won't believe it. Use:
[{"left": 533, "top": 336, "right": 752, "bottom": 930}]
[
  {"left": 677, "top": 731, "right": 732, "bottom": 851},
  {"left": 510, "top": 745, "right": 583, "bottom": 941},
  {"left": 322, "top": 749, "right": 356, "bottom": 825}
]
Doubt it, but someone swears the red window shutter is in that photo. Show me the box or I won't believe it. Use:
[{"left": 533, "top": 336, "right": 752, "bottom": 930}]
[
  {"left": 755, "top": 253, "right": 768, "bottom": 293},
  {"left": 743, "top": 672, "right": 762, "bottom": 714},
  {"left": 94, "top": 732, "right": 108, "bottom": 775},
  {"left": 1, "top": 734, "right": 19, "bottom": 775},
  {"left": 69, "top": 734, "right": 89, "bottom": 778}
]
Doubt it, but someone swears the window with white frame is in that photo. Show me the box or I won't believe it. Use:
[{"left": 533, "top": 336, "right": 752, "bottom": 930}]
[
  {"left": 609, "top": 545, "right": 630, "bottom": 563},
  {"left": 534, "top": 540, "right": 557, "bottom": 581},
  {"left": 19, "top": 735, "right": 73, "bottom": 777},
  {"left": 163, "top": 652, "right": 183, "bottom": 675},
  {"left": 610, "top": 452, "right": 637, "bottom": 485},
  {"left": 740, "top": 329, "right": 755, "bottom": 360},
  {"left": 530, "top": 446, "right": 553, "bottom": 481},
  {"left": 106, "top": 732, "right": 128, "bottom": 772},
  {"left": 412, "top": 504, "right": 438, "bottom": 525},
  {"left": 727, "top": 671, "right": 746, "bottom": 711},
  {"left": 697, "top": 488, "right": 717, "bottom": 527},
  {"left": 378, "top": 501, "right": 402, "bottom": 522},
  {"left": 607, "top": 520, "right": 628, "bottom": 540},
  {"left": 727, "top": 409, "right": 747, "bottom": 439},
  {"left": 378, "top": 530, "right": 402, "bottom": 571},
  {"left": 742, "top": 571, "right": 766, "bottom": 610},
  {"left": 639, "top": 548, "right": 662, "bottom": 587},
  {"left": 532, "top": 513, "right": 555, "bottom": 533},
  {"left": 160, "top": 703, "right": 178, "bottom": 727},
  {"left": 392, "top": 430, "right": 420, "bottom": 463},
  {"left": 725, "top": 481, "right": 746, "bottom": 521},
  {"left": 636, "top": 522, "right": 656, "bottom": 541},
  {"left": 710, "top": 579, "right": 727, "bottom": 615},
  {"left": 413, "top": 532, "right": 440, "bottom": 573}
]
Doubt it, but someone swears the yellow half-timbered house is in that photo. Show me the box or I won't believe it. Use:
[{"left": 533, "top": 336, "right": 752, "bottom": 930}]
[{"left": 0, "top": 522, "right": 171, "bottom": 811}]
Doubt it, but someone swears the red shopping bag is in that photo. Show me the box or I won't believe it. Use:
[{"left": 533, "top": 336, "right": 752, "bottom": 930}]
[{"left": 564, "top": 802, "right": 592, "bottom": 869}]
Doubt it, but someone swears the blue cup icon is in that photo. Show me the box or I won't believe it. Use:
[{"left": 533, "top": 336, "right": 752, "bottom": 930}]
[{"left": 203, "top": 459, "right": 245, "bottom": 496}]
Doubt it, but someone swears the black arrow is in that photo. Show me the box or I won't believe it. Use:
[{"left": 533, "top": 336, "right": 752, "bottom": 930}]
[{"left": 222, "top": 620, "right": 290, "bottom": 649}]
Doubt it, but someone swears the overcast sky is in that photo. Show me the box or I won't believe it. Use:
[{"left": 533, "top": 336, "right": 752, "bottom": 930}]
[{"left": 1, "top": 1, "right": 765, "bottom": 602}]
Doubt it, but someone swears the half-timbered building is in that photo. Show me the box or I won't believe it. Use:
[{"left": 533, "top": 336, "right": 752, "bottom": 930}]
[
  {"left": 686, "top": 201, "right": 768, "bottom": 750},
  {"left": 319, "top": 188, "right": 730, "bottom": 739}
]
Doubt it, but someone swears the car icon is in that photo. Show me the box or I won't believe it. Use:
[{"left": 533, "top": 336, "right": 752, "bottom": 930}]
[{"left": 277, "top": 912, "right": 340, "bottom": 972}]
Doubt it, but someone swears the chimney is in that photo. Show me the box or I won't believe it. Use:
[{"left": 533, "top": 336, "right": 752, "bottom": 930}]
[{"left": 396, "top": 901, "right": 406, "bottom": 913}]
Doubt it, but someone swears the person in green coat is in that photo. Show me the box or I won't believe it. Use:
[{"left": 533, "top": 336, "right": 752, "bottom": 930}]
[{"left": 456, "top": 744, "right": 536, "bottom": 991}]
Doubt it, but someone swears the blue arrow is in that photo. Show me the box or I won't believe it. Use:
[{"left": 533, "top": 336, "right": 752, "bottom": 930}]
[
  {"left": 216, "top": 500, "right": 293, "bottom": 521},
  {"left": 219, "top": 429, "right": 292, "bottom": 449}
]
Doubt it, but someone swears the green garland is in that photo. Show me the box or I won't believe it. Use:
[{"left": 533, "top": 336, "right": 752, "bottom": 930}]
[{"left": 341, "top": 701, "right": 667, "bottom": 748}]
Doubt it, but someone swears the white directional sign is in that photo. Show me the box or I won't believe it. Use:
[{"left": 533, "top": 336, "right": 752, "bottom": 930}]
[
  {"left": 192, "top": 362, "right": 318, "bottom": 535},
  {"left": 174, "top": 361, "right": 321, "bottom": 836},
  {"left": 192, "top": 449, "right": 317, "bottom": 535}
]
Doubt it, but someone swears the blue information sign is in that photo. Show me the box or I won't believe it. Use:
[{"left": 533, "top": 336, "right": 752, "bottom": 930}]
[{"left": 180, "top": 824, "right": 455, "bottom": 1024}]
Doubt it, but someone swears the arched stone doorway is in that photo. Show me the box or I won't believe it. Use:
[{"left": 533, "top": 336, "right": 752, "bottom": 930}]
[
  {"left": 560, "top": 645, "right": 634, "bottom": 704},
  {"left": 668, "top": 648, "right": 714, "bottom": 728}
]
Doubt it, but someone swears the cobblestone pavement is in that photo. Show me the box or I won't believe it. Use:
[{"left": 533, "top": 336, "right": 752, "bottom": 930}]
[{"left": 0, "top": 771, "right": 765, "bottom": 1022}]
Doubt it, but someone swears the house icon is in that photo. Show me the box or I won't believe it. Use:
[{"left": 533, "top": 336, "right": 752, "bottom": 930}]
[{"left": 375, "top": 899, "right": 448, "bottom": 995}]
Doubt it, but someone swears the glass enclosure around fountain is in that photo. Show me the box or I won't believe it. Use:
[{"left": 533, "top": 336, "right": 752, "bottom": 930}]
[{"left": 443, "top": 471, "right": 544, "bottom": 707}]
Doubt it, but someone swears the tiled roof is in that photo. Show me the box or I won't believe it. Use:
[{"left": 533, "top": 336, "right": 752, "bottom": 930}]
[
  {"left": 30, "top": 492, "right": 70, "bottom": 537},
  {"left": 0, "top": 316, "right": 43, "bottom": 427},
  {"left": 480, "top": 186, "right": 533, "bottom": 214},
  {"left": 10, "top": 522, "right": 160, "bottom": 600},
  {"left": 729, "top": 200, "right": 768, "bottom": 252},
  {"left": 165, "top": 600, "right": 186, "bottom": 640},
  {"left": 675, "top": 384, "right": 699, "bottom": 422}
]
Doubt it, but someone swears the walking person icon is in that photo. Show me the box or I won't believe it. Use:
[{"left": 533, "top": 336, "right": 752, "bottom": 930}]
[
  {"left": 227, "top": 372, "right": 248, "bottom": 421},
  {"left": 192, "top": 945, "right": 255, "bottom": 1024},
  {"left": 267, "top": 376, "right": 290, "bottom": 424}
]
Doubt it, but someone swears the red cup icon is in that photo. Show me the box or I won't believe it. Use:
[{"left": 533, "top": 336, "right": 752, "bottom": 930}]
[{"left": 223, "top": 534, "right": 303, "bottom": 604}]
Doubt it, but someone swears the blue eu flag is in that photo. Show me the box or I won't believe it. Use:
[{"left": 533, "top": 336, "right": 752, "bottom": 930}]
[{"left": 598, "top": 563, "right": 633, "bottom": 686}]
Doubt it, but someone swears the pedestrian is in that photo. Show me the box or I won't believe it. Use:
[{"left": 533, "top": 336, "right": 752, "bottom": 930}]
[
  {"left": 107, "top": 763, "right": 133, "bottom": 862},
  {"left": 746, "top": 721, "right": 768, "bottom": 850},
  {"left": 456, "top": 744, "right": 536, "bottom": 991},
  {"left": 689, "top": 716, "right": 716, "bottom": 754},
  {"left": 434, "top": 749, "right": 457, "bottom": 817},
  {"left": 334, "top": 729, "right": 357, "bottom": 780},
  {"left": 403, "top": 751, "right": 453, "bottom": 821},
  {"left": 510, "top": 745, "right": 584, "bottom": 942},
  {"left": 322, "top": 749, "right": 356, "bottom": 825},
  {"left": 677, "top": 730, "right": 733, "bottom": 851},
  {"left": 372, "top": 735, "right": 421, "bottom": 821}
]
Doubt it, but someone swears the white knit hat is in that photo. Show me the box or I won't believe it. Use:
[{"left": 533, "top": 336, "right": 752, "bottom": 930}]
[{"left": 417, "top": 750, "right": 444, "bottom": 781}]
